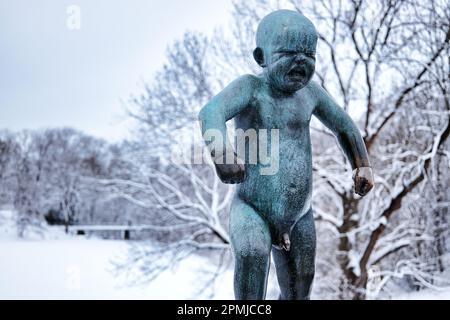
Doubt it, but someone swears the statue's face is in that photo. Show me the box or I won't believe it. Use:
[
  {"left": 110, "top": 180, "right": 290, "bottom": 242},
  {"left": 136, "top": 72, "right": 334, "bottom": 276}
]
[
  {"left": 254, "top": 10, "right": 318, "bottom": 94},
  {"left": 264, "top": 32, "right": 316, "bottom": 93}
]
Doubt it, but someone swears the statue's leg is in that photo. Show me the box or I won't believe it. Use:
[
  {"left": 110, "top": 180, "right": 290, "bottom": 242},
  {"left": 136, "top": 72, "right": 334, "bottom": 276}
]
[
  {"left": 272, "top": 208, "right": 316, "bottom": 300},
  {"left": 230, "top": 197, "right": 272, "bottom": 300}
]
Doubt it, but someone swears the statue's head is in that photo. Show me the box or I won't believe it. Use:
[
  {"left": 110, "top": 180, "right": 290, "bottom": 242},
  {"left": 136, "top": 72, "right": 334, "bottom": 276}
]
[{"left": 253, "top": 10, "right": 317, "bottom": 93}]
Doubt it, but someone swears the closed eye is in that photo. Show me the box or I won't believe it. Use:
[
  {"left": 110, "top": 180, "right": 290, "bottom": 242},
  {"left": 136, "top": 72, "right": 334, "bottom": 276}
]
[
  {"left": 274, "top": 50, "right": 297, "bottom": 58},
  {"left": 304, "top": 51, "right": 316, "bottom": 59},
  {"left": 278, "top": 50, "right": 297, "bottom": 54},
  {"left": 275, "top": 50, "right": 315, "bottom": 59}
]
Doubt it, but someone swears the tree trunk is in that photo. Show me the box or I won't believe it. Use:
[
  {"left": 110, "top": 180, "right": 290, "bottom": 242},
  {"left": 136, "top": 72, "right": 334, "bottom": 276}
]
[{"left": 337, "top": 194, "right": 363, "bottom": 299}]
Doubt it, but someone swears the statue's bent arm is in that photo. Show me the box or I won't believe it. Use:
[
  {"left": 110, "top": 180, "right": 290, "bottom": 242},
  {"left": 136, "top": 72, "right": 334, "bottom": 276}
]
[{"left": 312, "top": 83, "right": 371, "bottom": 170}]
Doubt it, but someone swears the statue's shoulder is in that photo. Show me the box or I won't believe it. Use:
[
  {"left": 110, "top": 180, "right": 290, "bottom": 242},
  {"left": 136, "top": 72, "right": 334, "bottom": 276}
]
[
  {"left": 234, "top": 74, "right": 264, "bottom": 90},
  {"left": 226, "top": 74, "right": 264, "bottom": 104},
  {"left": 303, "top": 80, "right": 328, "bottom": 106},
  {"left": 223, "top": 74, "right": 262, "bottom": 94}
]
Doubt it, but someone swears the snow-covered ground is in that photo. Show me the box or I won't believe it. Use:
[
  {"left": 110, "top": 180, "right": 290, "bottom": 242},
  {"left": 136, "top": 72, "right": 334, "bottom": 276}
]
[
  {"left": 1, "top": 210, "right": 449, "bottom": 300},
  {"left": 0, "top": 210, "right": 235, "bottom": 299},
  {"left": 0, "top": 237, "right": 237, "bottom": 299},
  {"left": 397, "top": 289, "right": 450, "bottom": 300}
]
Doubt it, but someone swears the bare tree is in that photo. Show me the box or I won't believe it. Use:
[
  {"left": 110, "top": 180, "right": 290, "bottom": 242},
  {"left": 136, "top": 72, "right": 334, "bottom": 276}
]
[
  {"left": 101, "top": 155, "right": 234, "bottom": 296},
  {"left": 295, "top": 0, "right": 450, "bottom": 299},
  {"left": 1, "top": 128, "right": 120, "bottom": 235},
  {"left": 231, "top": 0, "right": 450, "bottom": 298},
  {"left": 0, "top": 131, "right": 20, "bottom": 206},
  {"left": 104, "top": 33, "right": 239, "bottom": 297}
]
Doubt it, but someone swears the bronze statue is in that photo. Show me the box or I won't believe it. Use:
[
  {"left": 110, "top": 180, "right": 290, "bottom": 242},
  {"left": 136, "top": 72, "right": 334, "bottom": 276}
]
[{"left": 199, "top": 10, "right": 374, "bottom": 300}]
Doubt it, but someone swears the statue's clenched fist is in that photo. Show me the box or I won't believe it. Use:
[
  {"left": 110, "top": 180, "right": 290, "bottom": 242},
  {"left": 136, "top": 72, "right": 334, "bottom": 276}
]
[
  {"left": 353, "top": 167, "right": 374, "bottom": 196},
  {"left": 213, "top": 152, "right": 246, "bottom": 184}
]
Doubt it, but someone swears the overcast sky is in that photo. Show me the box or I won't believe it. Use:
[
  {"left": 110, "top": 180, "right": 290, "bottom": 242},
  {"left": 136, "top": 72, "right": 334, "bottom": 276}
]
[{"left": 0, "top": 0, "right": 232, "bottom": 141}]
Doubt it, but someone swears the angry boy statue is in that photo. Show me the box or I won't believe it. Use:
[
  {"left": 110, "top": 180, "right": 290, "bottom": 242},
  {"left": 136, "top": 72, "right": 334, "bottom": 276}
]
[{"left": 198, "top": 10, "right": 374, "bottom": 300}]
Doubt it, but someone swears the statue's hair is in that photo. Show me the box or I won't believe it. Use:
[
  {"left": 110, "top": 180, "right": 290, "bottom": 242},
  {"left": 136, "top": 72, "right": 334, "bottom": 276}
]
[{"left": 255, "top": 10, "right": 317, "bottom": 51}]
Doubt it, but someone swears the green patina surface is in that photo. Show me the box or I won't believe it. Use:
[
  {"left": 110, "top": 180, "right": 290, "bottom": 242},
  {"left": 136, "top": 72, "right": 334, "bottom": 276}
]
[{"left": 199, "top": 10, "right": 371, "bottom": 300}]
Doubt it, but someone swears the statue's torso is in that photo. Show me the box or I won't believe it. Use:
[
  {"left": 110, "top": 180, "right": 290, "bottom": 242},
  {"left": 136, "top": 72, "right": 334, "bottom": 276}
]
[{"left": 234, "top": 79, "right": 317, "bottom": 237}]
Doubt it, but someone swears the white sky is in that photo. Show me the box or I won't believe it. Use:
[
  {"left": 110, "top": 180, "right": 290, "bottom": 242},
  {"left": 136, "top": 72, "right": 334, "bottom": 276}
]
[{"left": 0, "top": 0, "right": 232, "bottom": 142}]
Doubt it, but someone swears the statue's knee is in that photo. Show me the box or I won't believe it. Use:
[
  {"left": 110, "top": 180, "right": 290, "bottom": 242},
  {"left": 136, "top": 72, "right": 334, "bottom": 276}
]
[{"left": 234, "top": 244, "right": 269, "bottom": 263}]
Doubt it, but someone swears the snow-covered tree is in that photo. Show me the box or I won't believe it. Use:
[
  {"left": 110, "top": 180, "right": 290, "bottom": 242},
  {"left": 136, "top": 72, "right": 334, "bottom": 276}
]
[{"left": 0, "top": 128, "right": 130, "bottom": 235}]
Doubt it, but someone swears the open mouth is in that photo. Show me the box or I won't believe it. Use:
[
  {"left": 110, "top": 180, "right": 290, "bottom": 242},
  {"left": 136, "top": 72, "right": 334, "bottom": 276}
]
[{"left": 287, "top": 66, "right": 306, "bottom": 79}]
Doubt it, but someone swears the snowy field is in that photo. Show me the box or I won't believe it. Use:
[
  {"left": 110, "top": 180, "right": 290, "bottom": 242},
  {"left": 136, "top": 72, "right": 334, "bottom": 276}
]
[
  {"left": 0, "top": 210, "right": 235, "bottom": 299},
  {"left": 0, "top": 237, "right": 236, "bottom": 299},
  {"left": 1, "top": 210, "right": 449, "bottom": 300}
]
